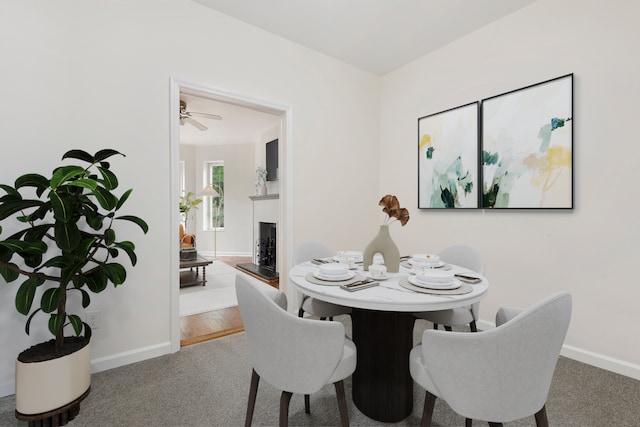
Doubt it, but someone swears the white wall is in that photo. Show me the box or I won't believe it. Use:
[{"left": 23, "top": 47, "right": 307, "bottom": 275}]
[
  {"left": 0, "top": 0, "right": 380, "bottom": 396},
  {"left": 380, "top": 0, "right": 640, "bottom": 377}
]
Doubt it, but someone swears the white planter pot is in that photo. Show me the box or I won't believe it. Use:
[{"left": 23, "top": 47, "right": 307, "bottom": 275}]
[{"left": 15, "top": 341, "right": 91, "bottom": 416}]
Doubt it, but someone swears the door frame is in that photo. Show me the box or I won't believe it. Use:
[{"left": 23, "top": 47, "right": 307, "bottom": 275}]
[{"left": 169, "top": 78, "right": 294, "bottom": 352}]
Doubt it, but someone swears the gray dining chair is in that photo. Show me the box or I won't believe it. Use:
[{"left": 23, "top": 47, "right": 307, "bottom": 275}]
[
  {"left": 236, "top": 274, "right": 356, "bottom": 427},
  {"left": 294, "top": 241, "right": 352, "bottom": 320},
  {"left": 410, "top": 292, "right": 572, "bottom": 427},
  {"left": 414, "top": 245, "right": 484, "bottom": 332}
]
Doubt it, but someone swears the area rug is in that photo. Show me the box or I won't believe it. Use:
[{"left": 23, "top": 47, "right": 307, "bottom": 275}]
[{"left": 179, "top": 260, "right": 242, "bottom": 317}]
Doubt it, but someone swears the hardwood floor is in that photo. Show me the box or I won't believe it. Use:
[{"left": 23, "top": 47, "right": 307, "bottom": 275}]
[{"left": 180, "top": 256, "right": 278, "bottom": 347}]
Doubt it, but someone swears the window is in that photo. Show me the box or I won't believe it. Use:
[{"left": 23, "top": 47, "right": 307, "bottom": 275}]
[{"left": 203, "top": 161, "right": 224, "bottom": 231}]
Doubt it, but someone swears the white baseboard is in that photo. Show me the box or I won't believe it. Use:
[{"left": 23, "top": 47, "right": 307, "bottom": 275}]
[{"left": 477, "top": 319, "right": 640, "bottom": 381}]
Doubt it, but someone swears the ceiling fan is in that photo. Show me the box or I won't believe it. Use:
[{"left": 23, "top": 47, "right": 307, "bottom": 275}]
[{"left": 179, "top": 100, "right": 222, "bottom": 131}]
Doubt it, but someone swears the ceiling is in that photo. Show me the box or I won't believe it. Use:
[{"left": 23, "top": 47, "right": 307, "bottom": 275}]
[
  {"left": 179, "top": 92, "right": 281, "bottom": 146},
  {"left": 182, "top": 0, "right": 538, "bottom": 145},
  {"left": 193, "top": 0, "right": 538, "bottom": 76}
]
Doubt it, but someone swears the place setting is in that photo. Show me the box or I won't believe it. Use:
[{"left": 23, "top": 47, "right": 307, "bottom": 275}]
[
  {"left": 400, "top": 253, "right": 452, "bottom": 271},
  {"left": 399, "top": 269, "right": 473, "bottom": 295},
  {"left": 305, "top": 262, "right": 364, "bottom": 286}
]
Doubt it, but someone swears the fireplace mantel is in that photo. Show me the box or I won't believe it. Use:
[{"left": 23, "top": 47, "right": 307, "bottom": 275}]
[{"left": 249, "top": 194, "right": 279, "bottom": 201}]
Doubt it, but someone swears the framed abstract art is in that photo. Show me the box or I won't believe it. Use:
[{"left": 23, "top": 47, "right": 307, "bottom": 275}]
[
  {"left": 481, "top": 74, "right": 574, "bottom": 209},
  {"left": 418, "top": 102, "right": 479, "bottom": 209}
]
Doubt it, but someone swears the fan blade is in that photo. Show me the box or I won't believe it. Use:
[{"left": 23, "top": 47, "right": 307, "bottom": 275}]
[
  {"left": 184, "top": 117, "right": 208, "bottom": 131},
  {"left": 189, "top": 111, "right": 222, "bottom": 120}
]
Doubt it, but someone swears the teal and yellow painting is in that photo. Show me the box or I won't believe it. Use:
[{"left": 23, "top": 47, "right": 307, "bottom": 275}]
[
  {"left": 418, "top": 102, "right": 479, "bottom": 208},
  {"left": 481, "top": 74, "right": 573, "bottom": 208}
]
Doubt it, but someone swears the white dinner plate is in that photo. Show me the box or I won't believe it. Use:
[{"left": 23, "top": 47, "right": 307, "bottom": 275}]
[
  {"left": 364, "top": 272, "right": 389, "bottom": 281},
  {"left": 313, "top": 270, "right": 356, "bottom": 282},
  {"left": 408, "top": 276, "right": 461, "bottom": 290}
]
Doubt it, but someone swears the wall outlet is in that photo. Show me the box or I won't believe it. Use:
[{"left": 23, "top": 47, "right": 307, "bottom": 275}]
[{"left": 87, "top": 311, "right": 100, "bottom": 329}]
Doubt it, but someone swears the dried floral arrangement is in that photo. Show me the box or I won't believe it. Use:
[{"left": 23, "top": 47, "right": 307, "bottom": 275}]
[{"left": 379, "top": 194, "right": 410, "bottom": 226}]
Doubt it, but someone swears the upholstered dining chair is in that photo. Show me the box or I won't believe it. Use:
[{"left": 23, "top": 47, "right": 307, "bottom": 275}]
[
  {"left": 236, "top": 274, "right": 357, "bottom": 427},
  {"left": 414, "top": 245, "right": 484, "bottom": 332},
  {"left": 294, "top": 241, "right": 352, "bottom": 321},
  {"left": 410, "top": 292, "right": 572, "bottom": 427}
]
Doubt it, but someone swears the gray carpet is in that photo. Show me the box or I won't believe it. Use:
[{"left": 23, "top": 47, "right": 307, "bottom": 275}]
[{"left": 1, "top": 317, "right": 638, "bottom": 426}]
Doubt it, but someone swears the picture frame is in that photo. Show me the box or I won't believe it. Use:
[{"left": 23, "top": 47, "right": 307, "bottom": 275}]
[
  {"left": 418, "top": 101, "right": 479, "bottom": 209},
  {"left": 481, "top": 74, "right": 574, "bottom": 209}
]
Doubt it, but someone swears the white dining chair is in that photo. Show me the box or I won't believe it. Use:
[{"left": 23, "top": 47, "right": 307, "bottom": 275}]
[
  {"left": 410, "top": 292, "right": 572, "bottom": 427},
  {"left": 236, "top": 274, "right": 357, "bottom": 427},
  {"left": 294, "top": 241, "right": 352, "bottom": 320},
  {"left": 414, "top": 245, "right": 484, "bottom": 332}
]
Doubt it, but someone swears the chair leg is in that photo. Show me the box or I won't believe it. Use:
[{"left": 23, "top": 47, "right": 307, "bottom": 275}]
[
  {"left": 444, "top": 326, "right": 452, "bottom": 331},
  {"left": 245, "top": 369, "right": 260, "bottom": 427},
  {"left": 465, "top": 418, "right": 473, "bottom": 427},
  {"left": 534, "top": 405, "right": 549, "bottom": 427},
  {"left": 420, "top": 391, "right": 437, "bottom": 427},
  {"left": 279, "top": 391, "right": 293, "bottom": 427},
  {"left": 304, "top": 394, "right": 310, "bottom": 414},
  {"left": 334, "top": 380, "right": 350, "bottom": 427},
  {"left": 470, "top": 320, "right": 478, "bottom": 332},
  {"left": 298, "top": 308, "right": 304, "bottom": 317},
  {"left": 433, "top": 323, "right": 439, "bottom": 330},
  {"left": 488, "top": 423, "right": 503, "bottom": 427}
]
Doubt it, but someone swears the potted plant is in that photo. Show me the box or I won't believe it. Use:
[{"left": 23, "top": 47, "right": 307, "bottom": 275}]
[
  {"left": 179, "top": 191, "right": 202, "bottom": 230},
  {"left": 0, "top": 149, "right": 148, "bottom": 425}
]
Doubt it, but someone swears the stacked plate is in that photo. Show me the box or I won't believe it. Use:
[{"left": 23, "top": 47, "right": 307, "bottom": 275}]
[
  {"left": 409, "top": 269, "right": 461, "bottom": 290},
  {"left": 409, "top": 253, "right": 445, "bottom": 270},
  {"left": 314, "top": 263, "right": 355, "bottom": 281}
]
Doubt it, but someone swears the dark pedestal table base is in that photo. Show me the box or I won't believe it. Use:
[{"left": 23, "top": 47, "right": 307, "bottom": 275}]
[{"left": 351, "top": 308, "right": 415, "bottom": 422}]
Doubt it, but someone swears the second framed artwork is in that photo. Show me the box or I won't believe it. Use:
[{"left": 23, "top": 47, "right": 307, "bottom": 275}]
[
  {"left": 418, "top": 102, "right": 480, "bottom": 209},
  {"left": 417, "top": 73, "right": 574, "bottom": 210}
]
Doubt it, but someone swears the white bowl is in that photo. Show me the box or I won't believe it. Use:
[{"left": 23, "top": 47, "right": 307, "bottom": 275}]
[
  {"left": 411, "top": 253, "right": 440, "bottom": 265},
  {"left": 319, "top": 263, "right": 349, "bottom": 276},
  {"left": 415, "top": 269, "right": 454, "bottom": 284}
]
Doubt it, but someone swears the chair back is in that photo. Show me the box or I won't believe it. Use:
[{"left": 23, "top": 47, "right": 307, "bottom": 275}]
[
  {"left": 236, "top": 275, "right": 347, "bottom": 394},
  {"left": 438, "top": 244, "right": 485, "bottom": 274},
  {"left": 293, "top": 241, "right": 334, "bottom": 264},
  {"left": 421, "top": 292, "right": 572, "bottom": 423}
]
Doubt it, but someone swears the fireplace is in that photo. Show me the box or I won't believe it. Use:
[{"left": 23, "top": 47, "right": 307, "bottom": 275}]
[{"left": 258, "top": 221, "right": 277, "bottom": 271}]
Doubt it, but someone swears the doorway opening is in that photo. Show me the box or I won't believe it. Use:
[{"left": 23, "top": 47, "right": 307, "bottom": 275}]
[{"left": 170, "top": 78, "right": 292, "bottom": 352}]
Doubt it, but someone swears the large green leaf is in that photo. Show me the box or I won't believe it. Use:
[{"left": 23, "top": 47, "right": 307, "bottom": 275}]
[
  {"left": 48, "top": 313, "right": 65, "bottom": 336},
  {"left": 94, "top": 149, "right": 123, "bottom": 163},
  {"left": 104, "top": 263, "right": 126, "bottom": 286},
  {"left": 50, "top": 165, "right": 86, "bottom": 189},
  {"left": 62, "top": 149, "right": 94, "bottom": 163},
  {"left": 0, "top": 184, "right": 20, "bottom": 197},
  {"left": 67, "top": 178, "right": 98, "bottom": 192},
  {"left": 83, "top": 322, "right": 92, "bottom": 340},
  {"left": 92, "top": 186, "right": 117, "bottom": 210},
  {"left": 115, "top": 241, "right": 137, "bottom": 266},
  {"left": 24, "top": 223, "right": 53, "bottom": 241},
  {"left": 68, "top": 314, "right": 83, "bottom": 335},
  {"left": 0, "top": 263, "right": 20, "bottom": 282},
  {"left": 25, "top": 308, "right": 41, "bottom": 335},
  {"left": 54, "top": 220, "right": 81, "bottom": 252},
  {"left": 41, "top": 287, "right": 63, "bottom": 313},
  {"left": 115, "top": 189, "right": 132, "bottom": 210},
  {"left": 0, "top": 199, "right": 44, "bottom": 220},
  {"left": 49, "top": 190, "right": 72, "bottom": 222},
  {"left": 0, "top": 239, "right": 47, "bottom": 254},
  {"left": 15, "top": 174, "right": 50, "bottom": 192},
  {"left": 98, "top": 166, "right": 118, "bottom": 190},
  {"left": 104, "top": 228, "right": 116, "bottom": 246},
  {"left": 85, "top": 269, "right": 108, "bottom": 293},
  {"left": 115, "top": 215, "right": 149, "bottom": 234},
  {"left": 15, "top": 277, "right": 43, "bottom": 315}
]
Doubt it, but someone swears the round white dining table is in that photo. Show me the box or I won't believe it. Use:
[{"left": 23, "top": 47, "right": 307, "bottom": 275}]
[{"left": 289, "top": 260, "right": 489, "bottom": 423}]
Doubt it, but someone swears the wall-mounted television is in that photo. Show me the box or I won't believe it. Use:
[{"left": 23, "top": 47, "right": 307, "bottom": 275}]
[{"left": 266, "top": 139, "right": 278, "bottom": 181}]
